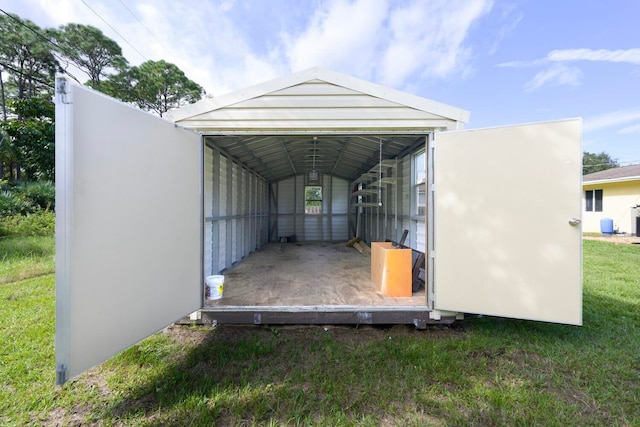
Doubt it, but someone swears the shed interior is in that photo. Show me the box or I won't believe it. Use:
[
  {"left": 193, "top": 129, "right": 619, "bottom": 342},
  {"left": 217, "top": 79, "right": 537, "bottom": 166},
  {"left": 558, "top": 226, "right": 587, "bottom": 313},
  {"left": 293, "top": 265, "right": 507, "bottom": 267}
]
[
  {"left": 168, "top": 68, "right": 469, "bottom": 313},
  {"left": 201, "top": 132, "right": 431, "bottom": 308}
]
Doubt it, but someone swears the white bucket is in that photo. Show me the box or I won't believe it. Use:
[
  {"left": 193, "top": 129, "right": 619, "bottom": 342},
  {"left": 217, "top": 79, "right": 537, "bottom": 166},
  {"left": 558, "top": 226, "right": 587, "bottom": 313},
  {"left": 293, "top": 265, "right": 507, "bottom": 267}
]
[{"left": 205, "top": 275, "right": 224, "bottom": 300}]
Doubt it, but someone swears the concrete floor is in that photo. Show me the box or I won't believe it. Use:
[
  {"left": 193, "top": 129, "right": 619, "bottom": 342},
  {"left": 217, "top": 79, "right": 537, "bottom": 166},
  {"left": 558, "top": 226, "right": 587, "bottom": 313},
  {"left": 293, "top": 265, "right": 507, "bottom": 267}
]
[{"left": 204, "top": 242, "right": 427, "bottom": 307}]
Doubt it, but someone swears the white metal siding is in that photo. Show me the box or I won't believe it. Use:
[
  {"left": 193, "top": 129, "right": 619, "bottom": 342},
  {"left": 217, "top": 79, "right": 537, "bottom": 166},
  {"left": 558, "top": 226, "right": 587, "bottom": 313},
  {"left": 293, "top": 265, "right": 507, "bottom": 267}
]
[
  {"left": 231, "top": 163, "right": 239, "bottom": 264},
  {"left": 206, "top": 150, "right": 268, "bottom": 274},
  {"left": 273, "top": 174, "right": 350, "bottom": 242},
  {"left": 332, "top": 177, "right": 348, "bottom": 240},
  {"left": 305, "top": 216, "right": 322, "bottom": 240},
  {"left": 187, "top": 80, "right": 450, "bottom": 125},
  {"left": 204, "top": 146, "right": 214, "bottom": 276},
  {"left": 277, "top": 178, "right": 295, "bottom": 237},
  {"left": 173, "top": 68, "right": 467, "bottom": 131},
  {"left": 332, "top": 177, "right": 348, "bottom": 214},
  {"left": 219, "top": 156, "right": 228, "bottom": 271}
]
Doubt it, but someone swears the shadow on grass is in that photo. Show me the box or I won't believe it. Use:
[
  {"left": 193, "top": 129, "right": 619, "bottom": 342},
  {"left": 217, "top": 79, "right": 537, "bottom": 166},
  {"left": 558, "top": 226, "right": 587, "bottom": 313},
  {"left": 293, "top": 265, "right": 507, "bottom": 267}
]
[
  {"left": 85, "top": 240, "right": 640, "bottom": 424},
  {"left": 101, "top": 324, "right": 456, "bottom": 425},
  {"left": 88, "top": 280, "right": 640, "bottom": 425}
]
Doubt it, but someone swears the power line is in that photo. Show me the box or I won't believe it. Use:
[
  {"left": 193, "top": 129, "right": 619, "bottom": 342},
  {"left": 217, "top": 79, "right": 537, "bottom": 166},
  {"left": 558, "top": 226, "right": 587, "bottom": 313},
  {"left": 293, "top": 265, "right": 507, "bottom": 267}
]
[
  {"left": 79, "top": 0, "right": 148, "bottom": 61},
  {"left": 0, "top": 61, "right": 55, "bottom": 90},
  {"left": 118, "top": 0, "right": 179, "bottom": 62},
  {"left": 0, "top": 8, "right": 86, "bottom": 84},
  {"left": 0, "top": 8, "right": 77, "bottom": 59}
]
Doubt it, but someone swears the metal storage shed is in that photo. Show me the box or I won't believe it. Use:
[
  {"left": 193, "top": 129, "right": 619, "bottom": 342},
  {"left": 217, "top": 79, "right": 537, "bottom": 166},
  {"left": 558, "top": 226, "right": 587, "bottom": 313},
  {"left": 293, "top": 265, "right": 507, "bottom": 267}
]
[
  {"left": 165, "top": 67, "right": 470, "bottom": 274},
  {"left": 54, "top": 68, "right": 583, "bottom": 384}
]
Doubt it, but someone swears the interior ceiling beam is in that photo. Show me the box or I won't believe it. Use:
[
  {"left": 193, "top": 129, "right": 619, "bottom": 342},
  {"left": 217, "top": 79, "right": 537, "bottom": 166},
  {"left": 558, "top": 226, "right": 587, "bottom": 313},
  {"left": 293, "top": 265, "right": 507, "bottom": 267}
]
[
  {"left": 204, "top": 137, "right": 269, "bottom": 182},
  {"left": 278, "top": 138, "right": 297, "bottom": 175},
  {"left": 331, "top": 139, "right": 349, "bottom": 175},
  {"left": 232, "top": 137, "right": 277, "bottom": 179},
  {"left": 208, "top": 133, "right": 421, "bottom": 183}
]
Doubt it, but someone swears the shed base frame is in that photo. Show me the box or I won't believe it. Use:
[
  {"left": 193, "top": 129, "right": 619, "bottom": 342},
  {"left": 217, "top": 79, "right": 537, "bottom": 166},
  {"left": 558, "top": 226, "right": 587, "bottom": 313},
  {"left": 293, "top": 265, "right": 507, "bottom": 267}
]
[{"left": 193, "top": 308, "right": 458, "bottom": 329}]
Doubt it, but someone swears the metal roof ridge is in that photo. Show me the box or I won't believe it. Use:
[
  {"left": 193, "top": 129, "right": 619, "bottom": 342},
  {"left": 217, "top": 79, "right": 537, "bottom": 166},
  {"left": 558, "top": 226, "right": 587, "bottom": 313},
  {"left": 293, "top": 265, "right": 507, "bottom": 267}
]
[{"left": 167, "top": 67, "right": 470, "bottom": 123}]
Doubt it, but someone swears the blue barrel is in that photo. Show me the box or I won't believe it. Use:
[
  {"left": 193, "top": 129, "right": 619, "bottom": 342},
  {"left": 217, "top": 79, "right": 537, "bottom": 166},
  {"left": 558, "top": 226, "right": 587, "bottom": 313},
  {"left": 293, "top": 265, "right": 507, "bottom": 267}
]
[{"left": 600, "top": 218, "right": 614, "bottom": 235}]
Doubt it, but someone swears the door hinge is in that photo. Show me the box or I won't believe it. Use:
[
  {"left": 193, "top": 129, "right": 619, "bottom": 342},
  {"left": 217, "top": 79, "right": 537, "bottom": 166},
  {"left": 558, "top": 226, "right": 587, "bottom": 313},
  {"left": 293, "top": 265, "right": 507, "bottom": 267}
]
[
  {"left": 413, "top": 318, "right": 428, "bottom": 329},
  {"left": 55, "top": 77, "right": 67, "bottom": 94},
  {"left": 357, "top": 312, "right": 372, "bottom": 324},
  {"left": 253, "top": 313, "right": 262, "bottom": 325},
  {"left": 56, "top": 364, "right": 67, "bottom": 385}
]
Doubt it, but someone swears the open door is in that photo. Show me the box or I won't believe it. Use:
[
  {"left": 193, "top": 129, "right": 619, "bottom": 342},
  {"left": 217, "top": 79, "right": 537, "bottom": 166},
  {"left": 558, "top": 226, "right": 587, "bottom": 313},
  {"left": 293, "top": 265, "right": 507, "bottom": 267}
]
[
  {"left": 433, "top": 119, "right": 582, "bottom": 325},
  {"left": 55, "top": 78, "right": 203, "bottom": 384}
]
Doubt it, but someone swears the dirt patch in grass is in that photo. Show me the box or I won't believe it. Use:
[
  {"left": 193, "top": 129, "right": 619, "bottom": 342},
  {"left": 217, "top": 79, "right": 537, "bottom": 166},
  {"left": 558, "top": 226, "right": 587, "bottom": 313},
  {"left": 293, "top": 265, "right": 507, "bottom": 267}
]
[{"left": 583, "top": 234, "right": 640, "bottom": 244}]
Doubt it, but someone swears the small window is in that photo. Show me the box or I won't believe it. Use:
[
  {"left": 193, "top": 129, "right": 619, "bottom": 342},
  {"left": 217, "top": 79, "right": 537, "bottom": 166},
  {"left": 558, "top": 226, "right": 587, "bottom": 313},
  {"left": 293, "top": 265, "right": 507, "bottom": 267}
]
[
  {"left": 585, "top": 189, "right": 603, "bottom": 212},
  {"left": 414, "top": 151, "right": 426, "bottom": 216},
  {"left": 416, "top": 184, "right": 426, "bottom": 216},
  {"left": 305, "top": 186, "right": 322, "bottom": 214},
  {"left": 415, "top": 151, "right": 426, "bottom": 184}
]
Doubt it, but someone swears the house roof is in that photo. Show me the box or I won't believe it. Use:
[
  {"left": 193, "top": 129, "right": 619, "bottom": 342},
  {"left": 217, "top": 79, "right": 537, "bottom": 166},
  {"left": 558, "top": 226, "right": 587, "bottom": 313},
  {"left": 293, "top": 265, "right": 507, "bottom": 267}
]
[
  {"left": 583, "top": 164, "right": 640, "bottom": 184},
  {"left": 166, "top": 67, "right": 470, "bottom": 182}
]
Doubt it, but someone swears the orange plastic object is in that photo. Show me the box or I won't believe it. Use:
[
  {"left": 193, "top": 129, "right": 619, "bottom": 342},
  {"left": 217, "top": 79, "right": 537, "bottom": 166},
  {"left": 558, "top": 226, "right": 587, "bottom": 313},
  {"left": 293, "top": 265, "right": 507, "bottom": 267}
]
[{"left": 371, "top": 242, "right": 412, "bottom": 297}]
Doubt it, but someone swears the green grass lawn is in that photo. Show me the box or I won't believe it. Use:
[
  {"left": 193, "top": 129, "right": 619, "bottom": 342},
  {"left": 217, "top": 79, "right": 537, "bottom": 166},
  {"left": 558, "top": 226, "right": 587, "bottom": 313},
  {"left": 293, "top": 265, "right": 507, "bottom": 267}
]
[
  {"left": 0, "top": 236, "right": 55, "bottom": 285},
  {"left": 1, "top": 238, "right": 638, "bottom": 426}
]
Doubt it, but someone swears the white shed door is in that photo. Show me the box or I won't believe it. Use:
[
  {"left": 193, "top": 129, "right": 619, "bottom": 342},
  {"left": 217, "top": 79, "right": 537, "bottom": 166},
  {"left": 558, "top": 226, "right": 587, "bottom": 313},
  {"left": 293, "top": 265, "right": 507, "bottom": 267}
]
[
  {"left": 55, "top": 78, "right": 203, "bottom": 384},
  {"left": 433, "top": 119, "right": 582, "bottom": 325}
]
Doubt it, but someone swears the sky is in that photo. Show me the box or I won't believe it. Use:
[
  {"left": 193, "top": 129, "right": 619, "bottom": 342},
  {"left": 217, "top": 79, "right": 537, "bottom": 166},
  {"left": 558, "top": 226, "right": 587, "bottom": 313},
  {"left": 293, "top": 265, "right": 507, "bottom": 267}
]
[{"left": 2, "top": 0, "right": 639, "bottom": 164}]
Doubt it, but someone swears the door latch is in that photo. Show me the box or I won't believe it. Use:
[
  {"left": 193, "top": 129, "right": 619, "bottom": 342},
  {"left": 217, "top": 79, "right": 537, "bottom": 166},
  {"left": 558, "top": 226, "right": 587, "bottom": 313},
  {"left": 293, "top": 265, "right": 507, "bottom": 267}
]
[{"left": 568, "top": 218, "right": 581, "bottom": 226}]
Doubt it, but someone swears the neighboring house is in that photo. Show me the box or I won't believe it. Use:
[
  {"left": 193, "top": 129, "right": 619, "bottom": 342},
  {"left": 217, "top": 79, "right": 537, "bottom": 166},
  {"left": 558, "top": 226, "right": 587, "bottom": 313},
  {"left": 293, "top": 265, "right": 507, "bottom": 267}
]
[{"left": 582, "top": 164, "right": 640, "bottom": 234}]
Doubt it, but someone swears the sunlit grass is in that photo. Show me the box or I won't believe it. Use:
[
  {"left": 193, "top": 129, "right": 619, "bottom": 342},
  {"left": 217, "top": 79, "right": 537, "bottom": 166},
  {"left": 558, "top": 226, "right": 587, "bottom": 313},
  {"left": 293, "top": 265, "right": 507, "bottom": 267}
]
[{"left": 0, "top": 238, "right": 638, "bottom": 425}]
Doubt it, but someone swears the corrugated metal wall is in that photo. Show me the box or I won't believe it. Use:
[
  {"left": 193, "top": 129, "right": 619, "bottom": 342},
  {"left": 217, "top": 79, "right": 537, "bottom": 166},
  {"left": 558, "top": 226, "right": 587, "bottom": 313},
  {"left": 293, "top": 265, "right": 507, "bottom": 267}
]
[
  {"left": 273, "top": 174, "right": 349, "bottom": 242},
  {"left": 356, "top": 147, "right": 426, "bottom": 252},
  {"left": 204, "top": 140, "right": 425, "bottom": 275},
  {"left": 204, "top": 145, "right": 269, "bottom": 276}
]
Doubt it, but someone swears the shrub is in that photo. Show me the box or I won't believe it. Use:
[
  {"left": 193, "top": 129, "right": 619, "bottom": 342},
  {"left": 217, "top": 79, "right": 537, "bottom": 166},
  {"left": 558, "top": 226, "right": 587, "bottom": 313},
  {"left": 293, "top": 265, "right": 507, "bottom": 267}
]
[
  {"left": 0, "top": 210, "right": 55, "bottom": 237},
  {"left": 21, "top": 181, "right": 55, "bottom": 211},
  {"left": 0, "top": 181, "right": 55, "bottom": 215},
  {"left": 0, "top": 190, "right": 29, "bottom": 216}
]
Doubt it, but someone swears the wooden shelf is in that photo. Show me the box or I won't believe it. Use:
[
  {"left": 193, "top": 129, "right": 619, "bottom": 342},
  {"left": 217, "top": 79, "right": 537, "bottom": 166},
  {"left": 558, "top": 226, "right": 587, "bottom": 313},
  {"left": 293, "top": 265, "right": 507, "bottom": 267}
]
[
  {"left": 369, "top": 159, "right": 397, "bottom": 172},
  {"left": 353, "top": 202, "right": 381, "bottom": 207},
  {"left": 352, "top": 172, "right": 378, "bottom": 184},
  {"left": 369, "top": 177, "right": 399, "bottom": 187},
  {"left": 352, "top": 188, "right": 379, "bottom": 195}
]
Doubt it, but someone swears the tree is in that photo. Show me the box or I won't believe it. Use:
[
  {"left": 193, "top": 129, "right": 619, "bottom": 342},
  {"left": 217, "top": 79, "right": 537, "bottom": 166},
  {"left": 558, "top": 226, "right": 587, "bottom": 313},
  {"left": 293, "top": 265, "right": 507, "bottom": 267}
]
[
  {"left": 0, "top": 13, "right": 57, "bottom": 106},
  {"left": 0, "top": 95, "right": 55, "bottom": 181},
  {"left": 0, "top": 13, "right": 57, "bottom": 179},
  {"left": 124, "top": 60, "right": 204, "bottom": 116},
  {"left": 583, "top": 151, "right": 618, "bottom": 175},
  {"left": 50, "top": 23, "right": 127, "bottom": 90}
]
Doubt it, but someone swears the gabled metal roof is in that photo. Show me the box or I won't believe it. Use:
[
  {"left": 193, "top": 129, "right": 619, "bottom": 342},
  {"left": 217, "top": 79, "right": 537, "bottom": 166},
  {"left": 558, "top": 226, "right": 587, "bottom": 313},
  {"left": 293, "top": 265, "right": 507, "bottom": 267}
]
[{"left": 168, "top": 67, "right": 469, "bottom": 182}]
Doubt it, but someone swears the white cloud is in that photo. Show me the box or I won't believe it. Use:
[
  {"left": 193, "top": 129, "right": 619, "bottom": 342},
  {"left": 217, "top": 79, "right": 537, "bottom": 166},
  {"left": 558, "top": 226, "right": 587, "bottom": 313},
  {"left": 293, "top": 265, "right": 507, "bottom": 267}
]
[
  {"left": 619, "top": 123, "right": 640, "bottom": 134},
  {"left": 489, "top": 6, "right": 522, "bottom": 55},
  {"left": 283, "top": 0, "right": 389, "bottom": 79},
  {"left": 583, "top": 110, "right": 640, "bottom": 132},
  {"left": 283, "top": 0, "right": 493, "bottom": 87},
  {"left": 502, "top": 48, "right": 640, "bottom": 91},
  {"left": 547, "top": 48, "right": 640, "bottom": 65},
  {"left": 9, "top": 0, "right": 493, "bottom": 95},
  {"left": 379, "top": 0, "right": 493, "bottom": 85},
  {"left": 524, "top": 64, "right": 582, "bottom": 92},
  {"left": 497, "top": 59, "right": 542, "bottom": 67}
]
